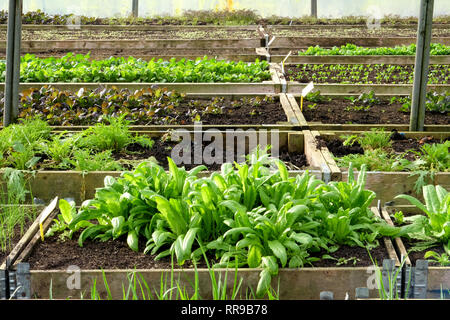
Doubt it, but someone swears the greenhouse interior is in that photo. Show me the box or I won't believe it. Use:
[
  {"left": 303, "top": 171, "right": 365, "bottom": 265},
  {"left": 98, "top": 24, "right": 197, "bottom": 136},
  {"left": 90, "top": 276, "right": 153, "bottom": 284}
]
[{"left": 0, "top": 0, "right": 449, "bottom": 305}]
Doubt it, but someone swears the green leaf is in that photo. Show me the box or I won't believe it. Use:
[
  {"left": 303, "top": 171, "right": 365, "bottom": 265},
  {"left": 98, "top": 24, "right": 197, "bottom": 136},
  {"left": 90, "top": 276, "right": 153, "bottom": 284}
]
[
  {"left": 261, "top": 256, "right": 278, "bottom": 274},
  {"left": 268, "top": 240, "right": 287, "bottom": 267},
  {"left": 256, "top": 269, "right": 272, "bottom": 298},
  {"left": 127, "top": 230, "right": 139, "bottom": 252},
  {"left": 58, "top": 198, "right": 74, "bottom": 225},
  {"left": 248, "top": 245, "right": 262, "bottom": 268},
  {"left": 111, "top": 216, "right": 126, "bottom": 238}
]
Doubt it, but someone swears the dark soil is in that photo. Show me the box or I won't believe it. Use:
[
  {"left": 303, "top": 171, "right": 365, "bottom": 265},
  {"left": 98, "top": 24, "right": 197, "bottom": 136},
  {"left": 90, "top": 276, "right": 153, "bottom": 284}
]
[
  {"left": 316, "top": 132, "right": 447, "bottom": 160},
  {"left": 114, "top": 140, "right": 308, "bottom": 172},
  {"left": 10, "top": 96, "right": 287, "bottom": 127},
  {"left": 26, "top": 231, "right": 212, "bottom": 270},
  {"left": 300, "top": 98, "right": 449, "bottom": 125}
]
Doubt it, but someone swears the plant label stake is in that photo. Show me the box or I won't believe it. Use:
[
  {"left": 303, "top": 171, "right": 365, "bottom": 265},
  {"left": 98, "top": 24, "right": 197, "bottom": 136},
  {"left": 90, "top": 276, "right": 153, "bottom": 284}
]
[
  {"left": 281, "top": 51, "right": 292, "bottom": 75},
  {"left": 39, "top": 197, "right": 58, "bottom": 241},
  {"left": 300, "top": 82, "right": 314, "bottom": 111}
]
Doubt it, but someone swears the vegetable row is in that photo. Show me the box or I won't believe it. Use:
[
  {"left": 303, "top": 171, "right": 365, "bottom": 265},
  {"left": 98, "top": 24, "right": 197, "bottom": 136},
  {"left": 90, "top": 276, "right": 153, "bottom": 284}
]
[
  {"left": 0, "top": 54, "right": 271, "bottom": 83},
  {"left": 298, "top": 43, "right": 450, "bottom": 56},
  {"left": 0, "top": 86, "right": 279, "bottom": 126},
  {"left": 287, "top": 64, "right": 449, "bottom": 84}
]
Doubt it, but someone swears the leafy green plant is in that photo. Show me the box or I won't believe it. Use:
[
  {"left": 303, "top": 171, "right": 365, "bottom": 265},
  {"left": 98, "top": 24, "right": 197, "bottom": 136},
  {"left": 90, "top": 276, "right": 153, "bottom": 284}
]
[
  {"left": 47, "top": 152, "right": 397, "bottom": 300},
  {"left": 395, "top": 185, "right": 450, "bottom": 255},
  {"left": 298, "top": 43, "right": 450, "bottom": 56},
  {"left": 79, "top": 114, "right": 136, "bottom": 153},
  {"left": 69, "top": 149, "right": 123, "bottom": 172},
  {"left": 345, "top": 91, "right": 381, "bottom": 110},
  {"left": 396, "top": 92, "right": 450, "bottom": 114},
  {"left": 0, "top": 169, "right": 36, "bottom": 252},
  {"left": 424, "top": 251, "right": 450, "bottom": 266},
  {"left": 341, "top": 129, "right": 392, "bottom": 151},
  {"left": 1, "top": 54, "right": 270, "bottom": 84},
  {"left": 305, "top": 90, "right": 330, "bottom": 103}
]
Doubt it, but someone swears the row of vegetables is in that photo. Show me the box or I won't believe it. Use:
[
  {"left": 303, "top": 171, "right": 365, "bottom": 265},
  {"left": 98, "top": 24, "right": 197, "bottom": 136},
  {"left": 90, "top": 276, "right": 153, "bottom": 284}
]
[{"left": 1, "top": 52, "right": 449, "bottom": 84}]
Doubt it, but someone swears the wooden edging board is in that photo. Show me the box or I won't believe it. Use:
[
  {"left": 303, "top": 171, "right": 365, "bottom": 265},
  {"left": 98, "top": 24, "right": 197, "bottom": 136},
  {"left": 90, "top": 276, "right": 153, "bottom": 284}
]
[
  {"left": 0, "top": 39, "right": 263, "bottom": 51},
  {"left": 5, "top": 82, "right": 448, "bottom": 96},
  {"left": 270, "top": 55, "right": 450, "bottom": 65},
  {"left": 0, "top": 130, "right": 331, "bottom": 204},
  {"left": 8, "top": 204, "right": 399, "bottom": 300},
  {"left": 270, "top": 37, "right": 450, "bottom": 48},
  {"left": 0, "top": 82, "right": 280, "bottom": 95},
  {"left": 317, "top": 131, "right": 450, "bottom": 205},
  {"left": 286, "top": 83, "right": 450, "bottom": 95}
]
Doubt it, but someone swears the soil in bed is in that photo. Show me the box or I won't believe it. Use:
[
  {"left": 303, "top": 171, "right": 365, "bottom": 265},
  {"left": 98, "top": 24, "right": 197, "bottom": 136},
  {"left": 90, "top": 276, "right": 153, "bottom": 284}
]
[
  {"left": 35, "top": 139, "right": 309, "bottom": 172},
  {"left": 0, "top": 29, "right": 259, "bottom": 41},
  {"left": 10, "top": 96, "right": 288, "bottom": 127},
  {"left": 26, "top": 233, "right": 390, "bottom": 270},
  {"left": 115, "top": 140, "right": 308, "bottom": 172},
  {"left": 316, "top": 132, "right": 448, "bottom": 161},
  {"left": 301, "top": 98, "right": 449, "bottom": 125}
]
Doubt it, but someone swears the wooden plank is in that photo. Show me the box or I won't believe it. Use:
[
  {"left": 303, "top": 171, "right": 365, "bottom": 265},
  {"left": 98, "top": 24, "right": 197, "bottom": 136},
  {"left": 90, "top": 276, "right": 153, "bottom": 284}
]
[
  {"left": 270, "top": 55, "right": 450, "bottom": 65},
  {"left": 311, "top": 130, "right": 342, "bottom": 181},
  {"left": 288, "top": 132, "right": 304, "bottom": 154},
  {"left": 371, "top": 207, "right": 401, "bottom": 266},
  {"left": 29, "top": 267, "right": 379, "bottom": 300},
  {"left": 311, "top": 124, "right": 450, "bottom": 133},
  {"left": 14, "top": 200, "right": 60, "bottom": 267},
  {"left": 427, "top": 267, "right": 450, "bottom": 299},
  {"left": 0, "top": 39, "right": 262, "bottom": 51},
  {"left": 272, "top": 37, "right": 450, "bottom": 48},
  {"left": 0, "top": 82, "right": 278, "bottom": 95},
  {"left": 302, "top": 130, "right": 330, "bottom": 173},
  {"left": 340, "top": 171, "right": 450, "bottom": 206},
  {"left": 380, "top": 208, "right": 412, "bottom": 266},
  {"left": 266, "top": 24, "right": 450, "bottom": 31},
  {"left": 287, "top": 83, "right": 450, "bottom": 95},
  {"left": 0, "top": 24, "right": 263, "bottom": 31},
  {"left": 279, "top": 93, "right": 299, "bottom": 125},
  {"left": 269, "top": 63, "right": 280, "bottom": 83},
  {"left": 286, "top": 94, "right": 309, "bottom": 128},
  {"left": 0, "top": 197, "right": 59, "bottom": 269}
]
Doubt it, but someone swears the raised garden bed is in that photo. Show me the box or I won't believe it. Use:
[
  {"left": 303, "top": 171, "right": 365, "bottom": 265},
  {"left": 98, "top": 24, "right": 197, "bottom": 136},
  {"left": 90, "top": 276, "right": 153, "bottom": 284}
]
[
  {"left": 0, "top": 88, "right": 296, "bottom": 127},
  {"left": 284, "top": 64, "right": 450, "bottom": 84},
  {"left": 2, "top": 179, "right": 400, "bottom": 300},
  {"left": 292, "top": 93, "right": 449, "bottom": 126},
  {"left": 0, "top": 27, "right": 261, "bottom": 41},
  {"left": 0, "top": 58, "right": 281, "bottom": 95},
  {"left": 0, "top": 128, "right": 328, "bottom": 204},
  {"left": 265, "top": 25, "right": 450, "bottom": 38},
  {"left": 315, "top": 131, "right": 450, "bottom": 205}
]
